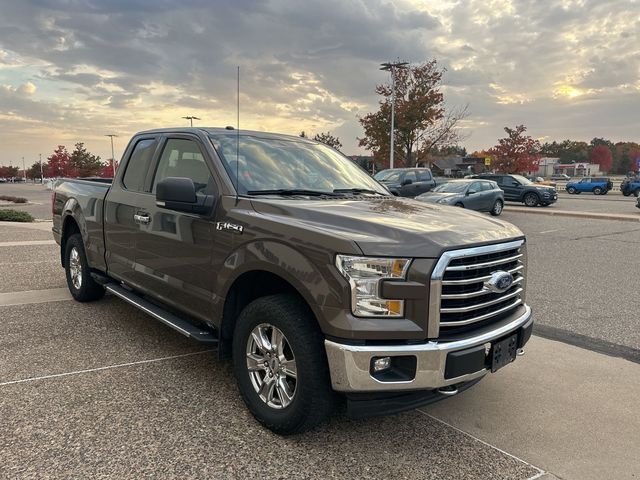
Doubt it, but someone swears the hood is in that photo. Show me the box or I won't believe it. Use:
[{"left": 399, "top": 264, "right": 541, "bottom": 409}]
[{"left": 250, "top": 196, "right": 523, "bottom": 257}]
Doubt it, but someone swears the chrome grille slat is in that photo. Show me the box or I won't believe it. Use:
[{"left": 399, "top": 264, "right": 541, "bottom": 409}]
[
  {"left": 441, "top": 277, "right": 523, "bottom": 299},
  {"left": 429, "top": 239, "right": 527, "bottom": 337},
  {"left": 444, "top": 253, "right": 523, "bottom": 271},
  {"left": 441, "top": 265, "right": 523, "bottom": 285},
  {"left": 440, "top": 288, "right": 523, "bottom": 313},
  {"left": 439, "top": 299, "right": 523, "bottom": 326}
]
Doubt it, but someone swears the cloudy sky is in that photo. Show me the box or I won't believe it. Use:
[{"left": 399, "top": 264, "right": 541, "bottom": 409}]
[{"left": 0, "top": 0, "right": 639, "bottom": 166}]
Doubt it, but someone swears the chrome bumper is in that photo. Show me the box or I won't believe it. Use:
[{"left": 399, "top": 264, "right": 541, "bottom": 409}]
[{"left": 325, "top": 305, "right": 532, "bottom": 392}]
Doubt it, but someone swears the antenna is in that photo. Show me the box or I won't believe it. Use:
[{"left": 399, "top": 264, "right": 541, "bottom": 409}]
[{"left": 236, "top": 66, "right": 240, "bottom": 203}]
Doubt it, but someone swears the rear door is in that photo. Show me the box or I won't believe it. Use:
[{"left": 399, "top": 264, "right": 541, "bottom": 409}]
[
  {"left": 104, "top": 136, "right": 160, "bottom": 287},
  {"left": 414, "top": 169, "right": 435, "bottom": 195},
  {"left": 133, "top": 135, "right": 219, "bottom": 321},
  {"left": 478, "top": 181, "right": 496, "bottom": 210}
]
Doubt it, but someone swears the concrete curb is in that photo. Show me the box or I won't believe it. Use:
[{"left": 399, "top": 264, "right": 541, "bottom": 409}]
[{"left": 505, "top": 206, "right": 640, "bottom": 222}]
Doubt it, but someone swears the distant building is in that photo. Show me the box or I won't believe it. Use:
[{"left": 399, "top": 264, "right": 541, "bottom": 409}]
[
  {"left": 554, "top": 162, "right": 601, "bottom": 177},
  {"left": 536, "top": 157, "right": 559, "bottom": 177}
]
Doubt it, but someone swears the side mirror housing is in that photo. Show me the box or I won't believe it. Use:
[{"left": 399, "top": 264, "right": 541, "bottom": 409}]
[
  {"left": 467, "top": 190, "right": 477, "bottom": 195},
  {"left": 156, "top": 177, "right": 211, "bottom": 214}
]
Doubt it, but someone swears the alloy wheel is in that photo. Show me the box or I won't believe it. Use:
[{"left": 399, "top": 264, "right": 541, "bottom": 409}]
[
  {"left": 69, "top": 247, "right": 82, "bottom": 289},
  {"left": 246, "top": 323, "right": 297, "bottom": 409}
]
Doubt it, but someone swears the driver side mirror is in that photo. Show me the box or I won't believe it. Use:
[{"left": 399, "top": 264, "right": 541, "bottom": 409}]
[
  {"left": 467, "top": 189, "right": 478, "bottom": 195},
  {"left": 402, "top": 178, "right": 413, "bottom": 186},
  {"left": 156, "top": 177, "right": 212, "bottom": 214}
]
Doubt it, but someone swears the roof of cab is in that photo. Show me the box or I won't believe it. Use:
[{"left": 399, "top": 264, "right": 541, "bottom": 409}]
[{"left": 134, "top": 126, "right": 316, "bottom": 143}]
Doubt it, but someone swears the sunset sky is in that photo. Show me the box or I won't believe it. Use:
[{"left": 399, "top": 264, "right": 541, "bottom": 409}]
[{"left": 0, "top": 0, "right": 639, "bottom": 167}]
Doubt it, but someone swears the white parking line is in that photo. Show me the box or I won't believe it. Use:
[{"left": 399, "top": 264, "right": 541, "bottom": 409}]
[
  {"left": 0, "top": 287, "right": 72, "bottom": 306},
  {"left": 417, "top": 409, "right": 547, "bottom": 478},
  {"left": 0, "top": 240, "right": 56, "bottom": 247},
  {"left": 0, "top": 350, "right": 214, "bottom": 387},
  {"left": 538, "top": 229, "right": 559, "bottom": 234}
]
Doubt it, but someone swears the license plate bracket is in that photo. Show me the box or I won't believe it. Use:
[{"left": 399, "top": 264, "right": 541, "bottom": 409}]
[{"left": 491, "top": 334, "right": 518, "bottom": 372}]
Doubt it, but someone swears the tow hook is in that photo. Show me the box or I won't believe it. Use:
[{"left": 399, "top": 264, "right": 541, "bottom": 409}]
[{"left": 437, "top": 385, "right": 459, "bottom": 396}]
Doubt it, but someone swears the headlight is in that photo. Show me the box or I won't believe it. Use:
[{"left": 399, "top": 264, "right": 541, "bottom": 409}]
[
  {"left": 437, "top": 197, "right": 450, "bottom": 204},
  {"left": 335, "top": 255, "right": 410, "bottom": 317}
]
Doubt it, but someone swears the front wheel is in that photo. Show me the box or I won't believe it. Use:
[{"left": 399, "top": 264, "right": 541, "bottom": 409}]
[
  {"left": 64, "top": 234, "right": 105, "bottom": 302},
  {"left": 232, "top": 294, "right": 335, "bottom": 435},
  {"left": 634, "top": 189, "right": 640, "bottom": 197},
  {"left": 567, "top": 187, "right": 576, "bottom": 194},
  {"left": 490, "top": 199, "right": 503, "bottom": 216},
  {"left": 523, "top": 192, "right": 539, "bottom": 207},
  {"left": 454, "top": 202, "right": 464, "bottom": 208}
]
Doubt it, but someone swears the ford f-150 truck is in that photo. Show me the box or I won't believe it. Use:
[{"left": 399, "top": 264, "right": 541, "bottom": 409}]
[{"left": 53, "top": 127, "right": 533, "bottom": 435}]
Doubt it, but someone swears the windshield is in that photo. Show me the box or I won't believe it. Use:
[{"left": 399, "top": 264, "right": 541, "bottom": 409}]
[
  {"left": 373, "top": 170, "right": 401, "bottom": 182},
  {"left": 432, "top": 182, "right": 468, "bottom": 193},
  {"left": 209, "top": 134, "right": 388, "bottom": 195},
  {"left": 512, "top": 175, "right": 532, "bottom": 185}
]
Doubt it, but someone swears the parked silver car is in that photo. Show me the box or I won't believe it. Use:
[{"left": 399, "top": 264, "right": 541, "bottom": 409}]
[{"left": 415, "top": 179, "right": 504, "bottom": 216}]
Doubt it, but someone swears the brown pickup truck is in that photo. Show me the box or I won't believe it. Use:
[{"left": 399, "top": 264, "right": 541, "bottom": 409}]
[{"left": 53, "top": 127, "right": 533, "bottom": 435}]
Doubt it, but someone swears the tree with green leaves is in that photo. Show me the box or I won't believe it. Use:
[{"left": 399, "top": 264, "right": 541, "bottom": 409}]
[
  {"left": 358, "top": 60, "right": 467, "bottom": 168},
  {"left": 69, "top": 142, "right": 102, "bottom": 177}
]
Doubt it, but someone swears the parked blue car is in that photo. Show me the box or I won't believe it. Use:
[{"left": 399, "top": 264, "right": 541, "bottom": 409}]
[
  {"left": 620, "top": 176, "right": 640, "bottom": 197},
  {"left": 565, "top": 177, "right": 613, "bottom": 195}
]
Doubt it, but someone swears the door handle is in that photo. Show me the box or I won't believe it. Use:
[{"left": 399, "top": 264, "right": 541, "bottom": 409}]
[{"left": 134, "top": 213, "right": 151, "bottom": 225}]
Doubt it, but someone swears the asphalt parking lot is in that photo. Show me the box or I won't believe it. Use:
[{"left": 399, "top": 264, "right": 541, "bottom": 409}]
[{"left": 1, "top": 184, "right": 639, "bottom": 479}]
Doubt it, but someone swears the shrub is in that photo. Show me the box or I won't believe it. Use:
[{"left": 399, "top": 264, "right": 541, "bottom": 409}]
[
  {"left": 0, "top": 209, "right": 34, "bottom": 222},
  {"left": 0, "top": 195, "right": 29, "bottom": 203}
]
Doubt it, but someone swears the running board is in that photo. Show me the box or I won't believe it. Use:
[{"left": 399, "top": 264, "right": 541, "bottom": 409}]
[{"left": 105, "top": 284, "right": 218, "bottom": 345}]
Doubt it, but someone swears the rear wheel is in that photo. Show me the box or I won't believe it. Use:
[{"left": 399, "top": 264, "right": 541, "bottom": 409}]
[
  {"left": 64, "top": 233, "right": 105, "bottom": 302},
  {"left": 232, "top": 294, "right": 335, "bottom": 435},
  {"left": 523, "top": 192, "right": 539, "bottom": 207},
  {"left": 490, "top": 199, "right": 503, "bottom": 216},
  {"left": 593, "top": 187, "right": 603, "bottom": 195}
]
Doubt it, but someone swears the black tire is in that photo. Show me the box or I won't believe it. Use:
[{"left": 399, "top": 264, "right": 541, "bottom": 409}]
[
  {"left": 523, "top": 192, "right": 539, "bottom": 207},
  {"left": 634, "top": 189, "right": 640, "bottom": 197},
  {"left": 567, "top": 187, "right": 576, "bottom": 194},
  {"left": 593, "top": 187, "right": 602, "bottom": 195},
  {"left": 232, "top": 294, "right": 335, "bottom": 435},
  {"left": 64, "top": 233, "right": 105, "bottom": 302},
  {"left": 454, "top": 202, "right": 464, "bottom": 208},
  {"left": 490, "top": 199, "right": 503, "bottom": 216}
]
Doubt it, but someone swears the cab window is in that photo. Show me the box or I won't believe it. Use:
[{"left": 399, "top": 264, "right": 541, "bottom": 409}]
[{"left": 152, "top": 138, "right": 214, "bottom": 195}]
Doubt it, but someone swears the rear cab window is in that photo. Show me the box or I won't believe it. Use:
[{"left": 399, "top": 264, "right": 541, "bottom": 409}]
[
  {"left": 122, "top": 138, "right": 158, "bottom": 192},
  {"left": 417, "top": 170, "right": 432, "bottom": 181}
]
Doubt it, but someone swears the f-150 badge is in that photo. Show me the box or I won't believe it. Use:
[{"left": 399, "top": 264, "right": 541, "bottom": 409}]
[{"left": 216, "top": 221, "right": 244, "bottom": 234}]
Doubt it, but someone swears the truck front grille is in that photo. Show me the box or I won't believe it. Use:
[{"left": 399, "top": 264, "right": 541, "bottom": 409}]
[{"left": 428, "top": 240, "right": 526, "bottom": 338}]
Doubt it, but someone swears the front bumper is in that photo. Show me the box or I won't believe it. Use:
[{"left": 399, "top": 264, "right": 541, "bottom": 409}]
[{"left": 325, "top": 304, "right": 532, "bottom": 392}]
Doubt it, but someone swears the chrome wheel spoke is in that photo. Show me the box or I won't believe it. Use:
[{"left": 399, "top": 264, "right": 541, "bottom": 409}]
[
  {"left": 258, "top": 375, "right": 276, "bottom": 403},
  {"left": 251, "top": 327, "right": 272, "bottom": 353},
  {"left": 246, "top": 353, "right": 267, "bottom": 372},
  {"left": 271, "top": 327, "right": 284, "bottom": 355},
  {"left": 276, "top": 377, "right": 294, "bottom": 407},
  {"left": 281, "top": 359, "right": 297, "bottom": 379}
]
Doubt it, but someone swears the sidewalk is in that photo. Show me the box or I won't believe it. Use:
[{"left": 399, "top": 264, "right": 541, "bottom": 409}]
[
  {"left": 505, "top": 206, "right": 640, "bottom": 222},
  {"left": 421, "top": 335, "right": 640, "bottom": 480}
]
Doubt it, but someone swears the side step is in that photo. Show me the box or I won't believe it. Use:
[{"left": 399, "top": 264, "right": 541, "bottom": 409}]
[{"left": 105, "top": 284, "right": 219, "bottom": 345}]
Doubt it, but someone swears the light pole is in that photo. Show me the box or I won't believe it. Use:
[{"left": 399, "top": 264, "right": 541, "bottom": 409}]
[
  {"left": 105, "top": 134, "right": 117, "bottom": 178},
  {"left": 22, "top": 156, "right": 26, "bottom": 182},
  {"left": 39, "top": 153, "right": 43, "bottom": 183},
  {"left": 182, "top": 116, "right": 201, "bottom": 127},
  {"left": 380, "top": 61, "right": 409, "bottom": 169}
]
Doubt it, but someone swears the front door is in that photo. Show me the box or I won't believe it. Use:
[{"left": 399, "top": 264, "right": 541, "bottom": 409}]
[
  {"left": 133, "top": 136, "right": 219, "bottom": 322},
  {"left": 500, "top": 176, "right": 521, "bottom": 201}
]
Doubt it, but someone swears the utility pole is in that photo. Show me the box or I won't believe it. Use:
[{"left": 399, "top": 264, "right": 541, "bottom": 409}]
[
  {"left": 105, "top": 134, "right": 117, "bottom": 178},
  {"left": 22, "top": 156, "right": 26, "bottom": 181},
  {"left": 380, "top": 61, "right": 409, "bottom": 169},
  {"left": 182, "top": 116, "right": 201, "bottom": 127},
  {"left": 39, "top": 153, "right": 43, "bottom": 183}
]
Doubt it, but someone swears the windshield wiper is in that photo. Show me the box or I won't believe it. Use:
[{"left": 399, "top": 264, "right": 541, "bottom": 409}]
[
  {"left": 246, "top": 189, "right": 341, "bottom": 197},
  {"left": 333, "top": 188, "right": 388, "bottom": 196}
]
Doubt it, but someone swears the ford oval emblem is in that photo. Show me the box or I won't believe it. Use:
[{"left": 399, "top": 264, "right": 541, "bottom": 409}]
[{"left": 485, "top": 271, "right": 514, "bottom": 293}]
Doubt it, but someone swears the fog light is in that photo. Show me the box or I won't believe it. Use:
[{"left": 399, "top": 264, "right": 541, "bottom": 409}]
[{"left": 373, "top": 356, "right": 391, "bottom": 372}]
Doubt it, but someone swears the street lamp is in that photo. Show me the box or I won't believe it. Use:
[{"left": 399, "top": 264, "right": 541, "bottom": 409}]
[
  {"left": 182, "top": 115, "right": 201, "bottom": 127},
  {"left": 380, "top": 61, "right": 409, "bottom": 169},
  {"left": 39, "top": 153, "right": 43, "bottom": 183},
  {"left": 105, "top": 134, "right": 118, "bottom": 178},
  {"left": 22, "top": 156, "right": 26, "bottom": 181}
]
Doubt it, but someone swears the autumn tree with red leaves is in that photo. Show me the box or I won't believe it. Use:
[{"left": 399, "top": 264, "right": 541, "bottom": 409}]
[
  {"left": 490, "top": 125, "right": 540, "bottom": 174},
  {"left": 358, "top": 60, "right": 467, "bottom": 168},
  {"left": 589, "top": 145, "right": 613, "bottom": 173},
  {"left": 46, "top": 145, "right": 71, "bottom": 178}
]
